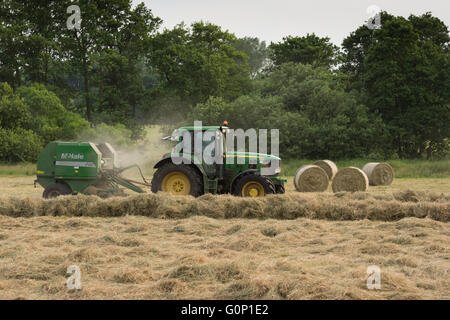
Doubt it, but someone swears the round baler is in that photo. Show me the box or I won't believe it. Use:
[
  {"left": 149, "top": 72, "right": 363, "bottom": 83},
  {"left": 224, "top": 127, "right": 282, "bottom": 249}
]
[{"left": 35, "top": 141, "right": 149, "bottom": 198}]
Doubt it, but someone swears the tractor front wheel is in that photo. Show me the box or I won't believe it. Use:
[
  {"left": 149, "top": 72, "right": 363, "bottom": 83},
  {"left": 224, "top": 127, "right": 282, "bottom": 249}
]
[
  {"left": 43, "top": 183, "right": 72, "bottom": 199},
  {"left": 151, "top": 163, "right": 203, "bottom": 197},
  {"left": 233, "top": 174, "right": 275, "bottom": 197}
]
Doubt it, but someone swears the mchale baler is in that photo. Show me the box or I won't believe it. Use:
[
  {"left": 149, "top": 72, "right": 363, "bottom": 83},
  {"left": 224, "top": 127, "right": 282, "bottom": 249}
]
[{"left": 35, "top": 141, "right": 150, "bottom": 198}]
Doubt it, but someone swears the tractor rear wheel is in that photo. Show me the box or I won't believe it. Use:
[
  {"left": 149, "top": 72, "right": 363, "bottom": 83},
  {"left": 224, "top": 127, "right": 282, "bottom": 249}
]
[
  {"left": 151, "top": 163, "right": 203, "bottom": 197},
  {"left": 43, "top": 183, "right": 72, "bottom": 199},
  {"left": 233, "top": 174, "right": 275, "bottom": 197}
]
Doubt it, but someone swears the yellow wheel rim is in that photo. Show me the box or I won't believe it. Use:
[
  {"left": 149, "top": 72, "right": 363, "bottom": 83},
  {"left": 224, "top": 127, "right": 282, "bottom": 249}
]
[
  {"left": 162, "top": 172, "right": 191, "bottom": 195},
  {"left": 241, "top": 181, "right": 264, "bottom": 197}
]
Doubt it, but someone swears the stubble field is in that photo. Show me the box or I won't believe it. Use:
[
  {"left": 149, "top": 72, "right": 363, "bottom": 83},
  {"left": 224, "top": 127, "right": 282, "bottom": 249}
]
[{"left": 0, "top": 174, "right": 448, "bottom": 300}]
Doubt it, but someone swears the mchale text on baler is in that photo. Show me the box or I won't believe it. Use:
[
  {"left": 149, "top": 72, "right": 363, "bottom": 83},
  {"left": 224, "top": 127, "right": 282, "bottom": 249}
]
[{"left": 35, "top": 123, "right": 286, "bottom": 198}]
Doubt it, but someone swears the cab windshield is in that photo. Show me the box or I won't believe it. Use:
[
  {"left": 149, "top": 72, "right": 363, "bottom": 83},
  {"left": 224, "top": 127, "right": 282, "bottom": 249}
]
[{"left": 174, "top": 129, "right": 225, "bottom": 159}]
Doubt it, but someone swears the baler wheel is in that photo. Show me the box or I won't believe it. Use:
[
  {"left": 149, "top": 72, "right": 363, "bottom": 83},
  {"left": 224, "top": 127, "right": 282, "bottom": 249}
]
[{"left": 43, "top": 183, "right": 72, "bottom": 199}]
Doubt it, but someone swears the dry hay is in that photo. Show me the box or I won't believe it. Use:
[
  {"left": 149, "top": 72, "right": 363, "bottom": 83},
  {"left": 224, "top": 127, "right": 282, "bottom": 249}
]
[
  {"left": 0, "top": 190, "right": 448, "bottom": 222},
  {"left": 0, "top": 214, "right": 448, "bottom": 299},
  {"left": 362, "top": 162, "right": 395, "bottom": 186},
  {"left": 293, "top": 165, "right": 329, "bottom": 192},
  {"left": 313, "top": 160, "right": 338, "bottom": 180},
  {"left": 332, "top": 167, "right": 369, "bottom": 193}
]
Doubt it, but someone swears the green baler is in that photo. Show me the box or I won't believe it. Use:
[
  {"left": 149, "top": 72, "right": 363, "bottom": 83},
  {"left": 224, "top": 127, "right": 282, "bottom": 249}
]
[{"left": 35, "top": 141, "right": 150, "bottom": 198}]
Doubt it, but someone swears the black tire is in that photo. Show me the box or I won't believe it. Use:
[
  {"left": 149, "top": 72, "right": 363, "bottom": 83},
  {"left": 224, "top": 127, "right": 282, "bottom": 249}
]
[
  {"left": 151, "top": 163, "right": 203, "bottom": 197},
  {"left": 275, "top": 184, "right": 285, "bottom": 194},
  {"left": 233, "top": 174, "right": 275, "bottom": 197},
  {"left": 43, "top": 183, "right": 72, "bottom": 199}
]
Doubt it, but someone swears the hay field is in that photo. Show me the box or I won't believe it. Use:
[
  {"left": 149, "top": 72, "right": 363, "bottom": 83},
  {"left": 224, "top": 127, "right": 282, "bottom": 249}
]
[
  {"left": 0, "top": 175, "right": 449, "bottom": 299},
  {"left": 0, "top": 215, "right": 448, "bottom": 299}
]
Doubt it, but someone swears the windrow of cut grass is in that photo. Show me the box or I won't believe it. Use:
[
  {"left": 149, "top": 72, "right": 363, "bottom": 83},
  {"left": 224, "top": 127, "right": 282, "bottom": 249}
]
[{"left": 0, "top": 190, "right": 448, "bottom": 222}]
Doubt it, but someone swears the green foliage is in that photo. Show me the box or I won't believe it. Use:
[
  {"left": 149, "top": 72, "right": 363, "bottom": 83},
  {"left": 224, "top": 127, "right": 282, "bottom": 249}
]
[
  {"left": 233, "top": 37, "right": 268, "bottom": 78},
  {"left": 341, "top": 12, "right": 450, "bottom": 159},
  {"left": 192, "top": 63, "right": 390, "bottom": 159},
  {"left": 149, "top": 22, "right": 252, "bottom": 107},
  {"left": 0, "top": 82, "right": 89, "bottom": 162},
  {"left": 92, "top": 51, "right": 144, "bottom": 124},
  {"left": 340, "top": 12, "right": 395, "bottom": 89},
  {"left": 269, "top": 34, "right": 339, "bottom": 69},
  {"left": 16, "top": 84, "right": 89, "bottom": 144},
  {"left": 192, "top": 95, "right": 284, "bottom": 129},
  {"left": 0, "top": 2, "right": 448, "bottom": 162},
  {"left": 0, "top": 83, "right": 32, "bottom": 129},
  {"left": 24, "top": 0, "right": 162, "bottom": 123},
  {"left": 0, "top": 127, "right": 42, "bottom": 162}
]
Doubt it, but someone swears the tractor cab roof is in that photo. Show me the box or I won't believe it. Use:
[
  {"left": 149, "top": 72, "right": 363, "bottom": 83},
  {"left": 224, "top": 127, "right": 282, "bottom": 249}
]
[{"left": 178, "top": 126, "right": 222, "bottom": 131}]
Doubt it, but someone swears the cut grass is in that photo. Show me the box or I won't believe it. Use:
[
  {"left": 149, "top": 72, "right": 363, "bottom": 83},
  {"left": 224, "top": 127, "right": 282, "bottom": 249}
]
[
  {"left": 0, "top": 190, "right": 448, "bottom": 222},
  {"left": 0, "top": 173, "right": 448, "bottom": 300},
  {"left": 0, "top": 215, "right": 448, "bottom": 299}
]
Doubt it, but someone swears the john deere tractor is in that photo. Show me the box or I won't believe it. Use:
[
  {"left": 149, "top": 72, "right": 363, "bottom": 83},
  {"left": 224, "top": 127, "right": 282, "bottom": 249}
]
[{"left": 151, "top": 123, "right": 286, "bottom": 197}]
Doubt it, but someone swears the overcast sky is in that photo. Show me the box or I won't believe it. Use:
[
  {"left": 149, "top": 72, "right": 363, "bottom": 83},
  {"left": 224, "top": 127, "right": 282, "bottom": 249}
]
[{"left": 134, "top": 0, "right": 450, "bottom": 46}]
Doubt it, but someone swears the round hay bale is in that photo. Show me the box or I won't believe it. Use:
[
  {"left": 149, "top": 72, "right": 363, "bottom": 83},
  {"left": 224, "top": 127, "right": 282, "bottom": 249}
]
[
  {"left": 362, "top": 162, "right": 394, "bottom": 186},
  {"left": 332, "top": 167, "right": 369, "bottom": 193},
  {"left": 313, "top": 160, "right": 338, "bottom": 180},
  {"left": 294, "top": 165, "right": 329, "bottom": 192}
]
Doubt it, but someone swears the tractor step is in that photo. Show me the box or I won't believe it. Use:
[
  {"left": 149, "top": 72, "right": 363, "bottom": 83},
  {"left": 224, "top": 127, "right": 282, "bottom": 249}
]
[{"left": 206, "top": 179, "right": 218, "bottom": 194}]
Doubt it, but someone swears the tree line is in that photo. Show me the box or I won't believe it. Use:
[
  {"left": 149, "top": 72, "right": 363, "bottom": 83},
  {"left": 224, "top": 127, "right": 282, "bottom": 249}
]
[{"left": 0, "top": 1, "right": 448, "bottom": 161}]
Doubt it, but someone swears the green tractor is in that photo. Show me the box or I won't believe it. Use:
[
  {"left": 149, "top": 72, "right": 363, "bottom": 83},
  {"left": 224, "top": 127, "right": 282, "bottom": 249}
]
[
  {"left": 151, "top": 123, "right": 286, "bottom": 197},
  {"left": 35, "top": 123, "right": 285, "bottom": 198}
]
